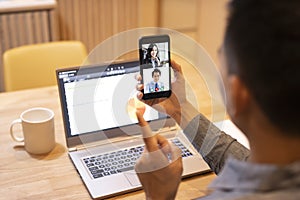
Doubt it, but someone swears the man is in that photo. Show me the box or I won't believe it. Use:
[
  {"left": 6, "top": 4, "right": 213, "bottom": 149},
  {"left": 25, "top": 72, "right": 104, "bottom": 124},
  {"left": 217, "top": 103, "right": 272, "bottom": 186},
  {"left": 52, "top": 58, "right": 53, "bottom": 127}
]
[
  {"left": 135, "top": 0, "right": 300, "bottom": 199},
  {"left": 146, "top": 68, "right": 164, "bottom": 93}
]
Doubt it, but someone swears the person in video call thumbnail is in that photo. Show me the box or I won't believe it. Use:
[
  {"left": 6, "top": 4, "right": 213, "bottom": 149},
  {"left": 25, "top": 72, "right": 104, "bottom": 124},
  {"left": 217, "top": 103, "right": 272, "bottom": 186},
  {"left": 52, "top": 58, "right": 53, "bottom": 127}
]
[
  {"left": 146, "top": 68, "right": 164, "bottom": 93},
  {"left": 143, "top": 43, "right": 161, "bottom": 68}
]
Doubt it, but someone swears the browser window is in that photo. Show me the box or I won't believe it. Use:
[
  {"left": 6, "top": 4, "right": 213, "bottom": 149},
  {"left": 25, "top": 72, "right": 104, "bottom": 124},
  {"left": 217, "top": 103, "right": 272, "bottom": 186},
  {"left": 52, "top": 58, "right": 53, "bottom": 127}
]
[{"left": 57, "top": 62, "right": 165, "bottom": 136}]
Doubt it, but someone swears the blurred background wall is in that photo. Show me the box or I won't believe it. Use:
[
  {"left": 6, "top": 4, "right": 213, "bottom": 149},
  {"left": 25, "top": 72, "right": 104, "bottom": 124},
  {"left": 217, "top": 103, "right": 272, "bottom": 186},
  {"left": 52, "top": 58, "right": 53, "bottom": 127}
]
[{"left": 0, "top": 0, "right": 228, "bottom": 92}]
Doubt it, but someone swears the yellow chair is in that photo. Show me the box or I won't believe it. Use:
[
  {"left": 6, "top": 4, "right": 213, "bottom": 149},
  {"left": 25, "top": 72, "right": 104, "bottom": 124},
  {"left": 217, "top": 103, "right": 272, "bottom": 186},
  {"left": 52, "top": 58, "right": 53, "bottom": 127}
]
[{"left": 3, "top": 41, "right": 88, "bottom": 91}]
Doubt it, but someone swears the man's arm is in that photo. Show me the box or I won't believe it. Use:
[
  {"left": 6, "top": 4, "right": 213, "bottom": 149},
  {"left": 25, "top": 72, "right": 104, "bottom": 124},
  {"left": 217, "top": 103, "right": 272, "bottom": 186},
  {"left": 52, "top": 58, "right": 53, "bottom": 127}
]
[
  {"left": 179, "top": 102, "right": 250, "bottom": 174},
  {"left": 135, "top": 111, "right": 183, "bottom": 200},
  {"left": 136, "top": 60, "right": 250, "bottom": 174}
]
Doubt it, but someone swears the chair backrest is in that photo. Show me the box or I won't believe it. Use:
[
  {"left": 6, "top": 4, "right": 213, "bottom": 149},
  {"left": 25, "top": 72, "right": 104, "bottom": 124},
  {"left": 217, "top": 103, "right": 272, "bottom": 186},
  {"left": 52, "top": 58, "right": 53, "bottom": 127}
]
[{"left": 3, "top": 41, "right": 87, "bottom": 91}]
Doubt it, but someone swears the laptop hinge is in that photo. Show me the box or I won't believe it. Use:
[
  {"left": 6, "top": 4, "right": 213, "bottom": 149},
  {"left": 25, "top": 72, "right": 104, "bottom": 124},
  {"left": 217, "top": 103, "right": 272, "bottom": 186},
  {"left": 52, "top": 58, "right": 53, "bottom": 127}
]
[
  {"left": 68, "top": 147, "right": 77, "bottom": 152},
  {"left": 68, "top": 126, "right": 179, "bottom": 153},
  {"left": 69, "top": 143, "right": 94, "bottom": 152},
  {"left": 158, "top": 125, "right": 178, "bottom": 133},
  {"left": 68, "top": 144, "right": 88, "bottom": 152},
  {"left": 69, "top": 136, "right": 141, "bottom": 152}
]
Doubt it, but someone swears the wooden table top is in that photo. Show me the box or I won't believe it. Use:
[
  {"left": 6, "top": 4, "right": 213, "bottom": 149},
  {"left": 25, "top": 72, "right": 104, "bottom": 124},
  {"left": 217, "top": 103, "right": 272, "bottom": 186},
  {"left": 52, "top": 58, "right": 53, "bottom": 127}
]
[{"left": 0, "top": 86, "right": 218, "bottom": 200}]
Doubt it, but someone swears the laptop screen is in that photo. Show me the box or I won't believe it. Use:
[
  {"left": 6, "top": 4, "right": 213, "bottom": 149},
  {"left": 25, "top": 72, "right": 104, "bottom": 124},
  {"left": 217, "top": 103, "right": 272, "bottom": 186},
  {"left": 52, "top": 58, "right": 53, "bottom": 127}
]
[{"left": 57, "top": 60, "right": 169, "bottom": 139}]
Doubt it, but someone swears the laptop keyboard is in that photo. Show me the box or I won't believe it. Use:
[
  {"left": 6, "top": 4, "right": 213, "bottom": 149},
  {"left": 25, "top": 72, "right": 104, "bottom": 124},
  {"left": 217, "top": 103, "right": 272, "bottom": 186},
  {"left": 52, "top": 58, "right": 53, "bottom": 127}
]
[{"left": 82, "top": 138, "right": 193, "bottom": 179}]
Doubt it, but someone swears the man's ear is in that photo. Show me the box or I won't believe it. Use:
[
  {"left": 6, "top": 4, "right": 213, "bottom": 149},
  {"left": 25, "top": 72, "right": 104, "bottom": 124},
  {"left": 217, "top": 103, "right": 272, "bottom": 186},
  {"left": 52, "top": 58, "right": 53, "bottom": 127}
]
[{"left": 228, "top": 75, "right": 250, "bottom": 118}]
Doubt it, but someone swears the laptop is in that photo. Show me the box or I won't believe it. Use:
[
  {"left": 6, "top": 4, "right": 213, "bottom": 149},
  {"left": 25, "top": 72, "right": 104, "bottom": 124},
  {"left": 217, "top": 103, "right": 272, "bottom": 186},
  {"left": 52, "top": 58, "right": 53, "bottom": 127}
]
[{"left": 56, "top": 60, "right": 210, "bottom": 199}]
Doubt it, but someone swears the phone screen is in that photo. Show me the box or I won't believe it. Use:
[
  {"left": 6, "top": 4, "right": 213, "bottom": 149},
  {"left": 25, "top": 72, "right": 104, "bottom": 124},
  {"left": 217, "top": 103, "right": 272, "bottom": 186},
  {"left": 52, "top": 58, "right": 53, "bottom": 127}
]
[{"left": 139, "top": 35, "right": 171, "bottom": 99}]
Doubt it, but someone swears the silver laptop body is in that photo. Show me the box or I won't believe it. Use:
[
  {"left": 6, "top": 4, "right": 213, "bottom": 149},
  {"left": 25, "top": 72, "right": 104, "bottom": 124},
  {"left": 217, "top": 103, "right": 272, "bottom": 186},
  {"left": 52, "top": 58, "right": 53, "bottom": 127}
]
[{"left": 56, "top": 60, "right": 210, "bottom": 199}]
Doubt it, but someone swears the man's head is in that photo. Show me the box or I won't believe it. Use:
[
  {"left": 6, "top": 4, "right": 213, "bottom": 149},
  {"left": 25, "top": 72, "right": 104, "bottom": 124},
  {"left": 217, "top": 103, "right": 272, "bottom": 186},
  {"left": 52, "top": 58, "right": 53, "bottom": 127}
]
[
  {"left": 152, "top": 68, "right": 161, "bottom": 82},
  {"left": 221, "top": 0, "right": 300, "bottom": 136}
]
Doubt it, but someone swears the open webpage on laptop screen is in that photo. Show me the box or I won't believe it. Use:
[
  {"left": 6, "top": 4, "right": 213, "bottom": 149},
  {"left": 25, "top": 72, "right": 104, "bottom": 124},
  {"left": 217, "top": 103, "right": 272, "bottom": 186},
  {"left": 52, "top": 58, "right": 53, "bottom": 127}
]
[{"left": 57, "top": 60, "right": 170, "bottom": 142}]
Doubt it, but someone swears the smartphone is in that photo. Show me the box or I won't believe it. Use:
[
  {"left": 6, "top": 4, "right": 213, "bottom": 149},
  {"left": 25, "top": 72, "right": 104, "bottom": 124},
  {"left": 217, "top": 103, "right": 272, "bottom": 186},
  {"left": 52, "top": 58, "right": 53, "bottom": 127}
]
[{"left": 139, "top": 35, "right": 172, "bottom": 100}]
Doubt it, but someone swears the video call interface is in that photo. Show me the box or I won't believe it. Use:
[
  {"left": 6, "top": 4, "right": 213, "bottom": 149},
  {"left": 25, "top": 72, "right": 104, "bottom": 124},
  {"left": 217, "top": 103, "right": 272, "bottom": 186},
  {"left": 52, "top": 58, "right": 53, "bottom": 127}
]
[
  {"left": 58, "top": 63, "right": 165, "bottom": 136},
  {"left": 141, "top": 42, "right": 170, "bottom": 94}
]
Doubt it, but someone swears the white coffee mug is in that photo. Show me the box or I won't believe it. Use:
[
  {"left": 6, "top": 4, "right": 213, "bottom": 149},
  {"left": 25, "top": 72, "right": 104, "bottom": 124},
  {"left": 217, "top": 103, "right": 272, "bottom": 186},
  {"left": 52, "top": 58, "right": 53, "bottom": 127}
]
[{"left": 10, "top": 107, "right": 55, "bottom": 154}]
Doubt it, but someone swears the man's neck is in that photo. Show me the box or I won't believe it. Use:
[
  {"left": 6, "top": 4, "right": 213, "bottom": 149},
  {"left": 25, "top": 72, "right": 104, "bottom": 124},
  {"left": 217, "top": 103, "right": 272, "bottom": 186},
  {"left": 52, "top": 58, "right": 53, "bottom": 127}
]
[{"left": 244, "top": 113, "right": 300, "bottom": 165}]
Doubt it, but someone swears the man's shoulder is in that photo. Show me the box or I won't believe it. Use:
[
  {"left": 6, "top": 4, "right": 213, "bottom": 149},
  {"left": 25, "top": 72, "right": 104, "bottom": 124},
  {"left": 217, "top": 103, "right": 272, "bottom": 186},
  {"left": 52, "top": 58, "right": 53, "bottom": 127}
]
[
  {"left": 199, "top": 189, "right": 300, "bottom": 200},
  {"left": 234, "top": 190, "right": 300, "bottom": 200}
]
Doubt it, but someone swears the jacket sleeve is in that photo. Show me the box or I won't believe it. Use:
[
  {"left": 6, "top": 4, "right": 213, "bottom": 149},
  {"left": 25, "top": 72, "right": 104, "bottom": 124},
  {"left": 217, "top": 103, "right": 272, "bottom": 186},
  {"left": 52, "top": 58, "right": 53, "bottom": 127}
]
[{"left": 183, "top": 114, "right": 250, "bottom": 174}]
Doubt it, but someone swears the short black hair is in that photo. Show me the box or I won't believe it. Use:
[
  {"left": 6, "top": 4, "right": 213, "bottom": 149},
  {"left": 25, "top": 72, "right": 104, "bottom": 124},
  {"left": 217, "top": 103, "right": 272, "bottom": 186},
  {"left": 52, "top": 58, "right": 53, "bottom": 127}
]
[
  {"left": 224, "top": 0, "right": 300, "bottom": 136},
  {"left": 152, "top": 68, "right": 161, "bottom": 77}
]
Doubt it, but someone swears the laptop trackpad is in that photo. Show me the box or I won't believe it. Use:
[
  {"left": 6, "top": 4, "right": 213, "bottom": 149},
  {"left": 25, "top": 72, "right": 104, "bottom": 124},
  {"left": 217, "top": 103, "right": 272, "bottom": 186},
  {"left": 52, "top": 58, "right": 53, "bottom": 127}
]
[{"left": 124, "top": 171, "right": 141, "bottom": 186}]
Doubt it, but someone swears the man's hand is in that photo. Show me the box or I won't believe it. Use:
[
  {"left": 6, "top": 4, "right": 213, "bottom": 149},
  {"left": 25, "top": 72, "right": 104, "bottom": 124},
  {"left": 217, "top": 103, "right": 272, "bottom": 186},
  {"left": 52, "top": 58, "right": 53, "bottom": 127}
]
[
  {"left": 136, "top": 60, "right": 187, "bottom": 125},
  {"left": 135, "top": 111, "right": 183, "bottom": 200}
]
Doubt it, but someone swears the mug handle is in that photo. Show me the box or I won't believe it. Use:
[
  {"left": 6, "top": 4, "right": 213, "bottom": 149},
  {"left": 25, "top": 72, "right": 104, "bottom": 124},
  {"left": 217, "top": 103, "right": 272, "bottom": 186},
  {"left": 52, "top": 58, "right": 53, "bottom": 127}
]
[{"left": 10, "top": 119, "right": 24, "bottom": 142}]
